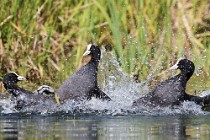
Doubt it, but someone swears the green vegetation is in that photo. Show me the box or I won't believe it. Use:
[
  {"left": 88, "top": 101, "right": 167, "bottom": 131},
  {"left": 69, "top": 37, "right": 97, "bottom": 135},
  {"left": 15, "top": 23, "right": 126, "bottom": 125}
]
[{"left": 0, "top": 0, "right": 209, "bottom": 92}]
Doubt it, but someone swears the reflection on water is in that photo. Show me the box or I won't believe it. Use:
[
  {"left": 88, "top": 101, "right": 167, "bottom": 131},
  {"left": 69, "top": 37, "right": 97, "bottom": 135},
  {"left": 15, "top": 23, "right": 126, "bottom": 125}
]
[{"left": 0, "top": 115, "right": 210, "bottom": 140}]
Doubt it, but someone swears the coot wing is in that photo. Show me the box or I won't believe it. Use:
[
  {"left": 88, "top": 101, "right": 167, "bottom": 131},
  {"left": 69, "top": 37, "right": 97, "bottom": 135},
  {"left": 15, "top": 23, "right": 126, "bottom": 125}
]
[
  {"left": 57, "top": 63, "right": 96, "bottom": 102},
  {"left": 134, "top": 76, "right": 185, "bottom": 107},
  {"left": 150, "top": 77, "right": 185, "bottom": 106}
]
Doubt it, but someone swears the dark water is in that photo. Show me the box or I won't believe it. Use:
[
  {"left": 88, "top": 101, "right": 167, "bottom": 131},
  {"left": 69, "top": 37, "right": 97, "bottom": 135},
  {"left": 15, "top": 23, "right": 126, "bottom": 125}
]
[{"left": 0, "top": 114, "right": 210, "bottom": 140}]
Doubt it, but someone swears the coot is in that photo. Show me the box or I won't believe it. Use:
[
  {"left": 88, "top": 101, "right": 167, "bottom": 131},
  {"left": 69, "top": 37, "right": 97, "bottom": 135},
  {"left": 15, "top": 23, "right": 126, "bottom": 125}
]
[
  {"left": 57, "top": 44, "right": 111, "bottom": 103},
  {"left": 2, "top": 72, "right": 56, "bottom": 109},
  {"left": 3, "top": 72, "right": 33, "bottom": 96},
  {"left": 133, "top": 57, "right": 194, "bottom": 107}
]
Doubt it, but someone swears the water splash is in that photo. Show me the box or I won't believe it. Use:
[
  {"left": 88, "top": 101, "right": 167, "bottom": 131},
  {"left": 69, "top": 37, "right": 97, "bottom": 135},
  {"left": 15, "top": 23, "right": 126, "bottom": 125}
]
[
  {"left": 0, "top": 47, "right": 207, "bottom": 116},
  {"left": 131, "top": 101, "right": 205, "bottom": 116},
  {"left": 82, "top": 47, "right": 148, "bottom": 115},
  {"left": 201, "top": 90, "right": 210, "bottom": 97},
  {"left": 0, "top": 96, "right": 17, "bottom": 114},
  {"left": 74, "top": 47, "right": 205, "bottom": 116}
]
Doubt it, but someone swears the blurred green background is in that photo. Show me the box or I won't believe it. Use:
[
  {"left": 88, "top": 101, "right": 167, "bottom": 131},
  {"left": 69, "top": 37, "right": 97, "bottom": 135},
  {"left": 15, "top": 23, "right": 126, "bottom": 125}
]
[{"left": 0, "top": 0, "right": 209, "bottom": 93}]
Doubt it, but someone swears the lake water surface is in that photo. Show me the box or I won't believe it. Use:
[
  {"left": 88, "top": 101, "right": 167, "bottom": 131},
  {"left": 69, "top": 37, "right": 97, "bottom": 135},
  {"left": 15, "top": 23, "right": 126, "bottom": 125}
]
[{"left": 1, "top": 114, "right": 210, "bottom": 140}]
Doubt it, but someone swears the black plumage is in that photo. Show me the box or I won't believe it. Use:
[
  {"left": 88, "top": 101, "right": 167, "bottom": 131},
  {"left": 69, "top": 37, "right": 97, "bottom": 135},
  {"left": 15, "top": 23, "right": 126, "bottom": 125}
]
[
  {"left": 57, "top": 44, "right": 111, "bottom": 103},
  {"left": 133, "top": 58, "right": 195, "bottom": 107},
  {"left": 2, "top": 72, "right": 56, "bottom": 110},
  {"left": 3, "top": 72, "right": 32, "bottom": 96}
]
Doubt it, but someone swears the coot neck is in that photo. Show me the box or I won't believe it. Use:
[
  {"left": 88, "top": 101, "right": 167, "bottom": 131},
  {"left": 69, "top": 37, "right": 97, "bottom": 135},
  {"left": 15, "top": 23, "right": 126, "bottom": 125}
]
[
  {"left": 179, "top": 68, "right": 194, "bottom": 83},
  {"left": 3, "top": 82, "right": 17, "bottom": 90},
  {"left": 3, "top": 82, "right": 21, "bottom": 97},
  {"left": 89, "top": 54, "right": 100, "bottom": 68}
]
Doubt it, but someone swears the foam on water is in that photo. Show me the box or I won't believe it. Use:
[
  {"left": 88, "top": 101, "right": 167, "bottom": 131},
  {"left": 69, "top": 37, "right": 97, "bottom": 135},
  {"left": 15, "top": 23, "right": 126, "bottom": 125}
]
[{"left": 0, "top": 47, "right": 207, "bottom": 115}]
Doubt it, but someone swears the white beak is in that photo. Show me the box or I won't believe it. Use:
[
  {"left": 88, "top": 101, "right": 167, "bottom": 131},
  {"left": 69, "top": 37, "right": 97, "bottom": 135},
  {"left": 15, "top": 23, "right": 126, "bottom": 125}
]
[
  {"left": 168, "top": 64, "right": 179, "bottom": 70},
  {"left": 83, "top": 44, "right": 92, "bottom": 56},
  {"left": 17, "top": 75, "right": 26, "bottom": 81},
  {"left": 83, "top": 50, "right": 91, "bottom": 56},
  {"left": 167, "top": 57, "right": 184, "bottom": 71}
]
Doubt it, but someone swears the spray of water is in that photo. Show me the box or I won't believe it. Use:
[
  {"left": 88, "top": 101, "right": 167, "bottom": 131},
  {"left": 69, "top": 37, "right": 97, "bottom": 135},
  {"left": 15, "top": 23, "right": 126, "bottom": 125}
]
[
  {"left": 0, "top": 96, "right": 17, "bottom": 114},
  {"left": 0, "top": 47, "right": 208, "bottom": 115},
  {"left": 66, "top": 47, "right": 207, "bottom": 116}
]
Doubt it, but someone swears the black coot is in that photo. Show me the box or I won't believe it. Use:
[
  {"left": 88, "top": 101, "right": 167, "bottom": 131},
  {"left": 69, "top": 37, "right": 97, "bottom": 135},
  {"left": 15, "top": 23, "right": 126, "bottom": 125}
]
[
  {"left": 3, "top": 72, "right": 33, "bottom": 96},
  {"left": 2, "top": 72, "right": 56, "bottom": 109},
  {"left": 57, "top": 44, "right": 111, "bottom": 103},
  {"left": 133, "top": 57, "right": 195, "bottom": 107}
]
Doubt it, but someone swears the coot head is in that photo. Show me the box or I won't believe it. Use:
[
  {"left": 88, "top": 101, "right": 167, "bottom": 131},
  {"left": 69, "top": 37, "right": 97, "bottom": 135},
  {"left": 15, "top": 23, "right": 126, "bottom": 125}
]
[
  {"left": 83, "top": 44, "right": 101, "bottom": 64},
  {"left": 3, "top": 72, "right": 26, "bottom": 89},
  {"left": 169, "top": 57, "right": 195, "bottom": 80}
]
